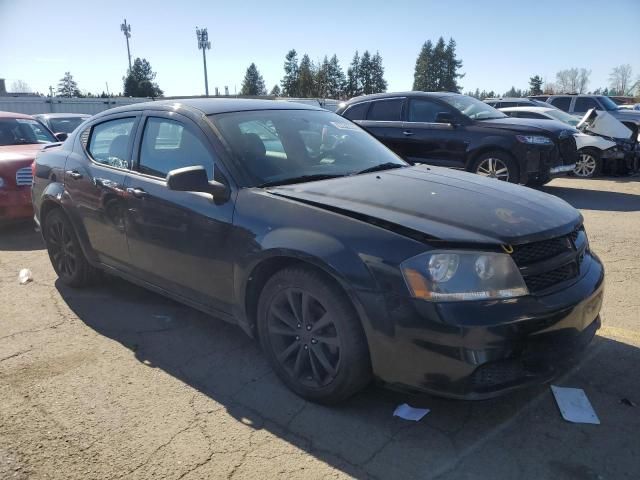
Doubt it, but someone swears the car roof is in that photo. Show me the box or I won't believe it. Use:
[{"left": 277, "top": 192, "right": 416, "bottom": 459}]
[
  {"left": 499, "top": 106, "right": 555, "bottom": 113},
  {"left": 34, "top": 113, "right": 90, "bottom": 119},
  {"left": 484, "top": 97, "right": 533, "bottom": 102},
  {"left": 94, "top": 98, "right": 323, "bottom": 118},
  {"left": 342, "top": 91, "right": 459, "bottom": 106},
  {"left": 0, "top": 110, "right": 36, "bottom": 119}
]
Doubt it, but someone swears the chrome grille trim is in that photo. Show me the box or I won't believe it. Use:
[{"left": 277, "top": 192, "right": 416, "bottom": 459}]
[{"left": 15, "top": 167, "right": 33, "bottom": 186}]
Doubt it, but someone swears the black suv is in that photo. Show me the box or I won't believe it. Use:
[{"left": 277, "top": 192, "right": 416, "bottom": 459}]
[{"left": 336, "top": 92, "right": 578, "bottom": 186}]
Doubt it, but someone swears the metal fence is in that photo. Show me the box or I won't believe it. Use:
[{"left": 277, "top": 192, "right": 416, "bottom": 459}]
[{"left": 0, "top": 95, "right": 345, "bottom": 116}]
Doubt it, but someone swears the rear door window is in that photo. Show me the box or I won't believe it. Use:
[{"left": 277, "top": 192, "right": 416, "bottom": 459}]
[
  {"left": 87, "top": 117, "right": 136, "bottom": 169},
  {"left": 549, "top": 97, "right": 572, "bottom": 112},
  {"left": 367, "top": 99, "right": 403, "bottom": 121}
]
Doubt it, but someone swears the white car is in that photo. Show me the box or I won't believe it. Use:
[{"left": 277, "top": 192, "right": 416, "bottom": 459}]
[{"left": 500, "top": 106, "right": 631, "bottom": 177}]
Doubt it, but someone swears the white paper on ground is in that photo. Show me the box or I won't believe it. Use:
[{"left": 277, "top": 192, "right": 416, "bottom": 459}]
[
  {"left": 393, "top": 403, "right": 430, "bottom": 421},
  {"left": 551, "top": 385, "right": 600, "bottom": 424}
]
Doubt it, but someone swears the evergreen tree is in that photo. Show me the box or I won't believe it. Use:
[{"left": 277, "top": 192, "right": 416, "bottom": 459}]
[
  {"left": 280, "top": 50, "right": 300, "bottom": 97},
  {"left": 123, "top": 58, "right": 163, "bottom": 97},
  {"left": 315, "top": 56, "right": 331, "bottom": 98},
  {"left": 359, "top": 50, "right": 373, "bottom": 95},
  {"left": 431, "top": 37, "right": 447, "bottom": 91},
  {"left": 346, "top": 51, "right": 361, "bottom": 98},
  {"left": 529, "top": 75, "right": 543, "bottom": 95},
  {"left": 240, "top": 63, "right": 267, "bottom": 96},
  {"left": 57, "top": 72, "right": 80, "bottom": 97},
  {"left": 412, "top": 41, "right": 433, "bottom": 91},
  {"left": 326, "top": 54, "right": 346, "bottom": 99},
  {"left": 442, "top": 38, "right": 464, "bottom": 92},
  {"left": 297, "top": 54, "right": 315, "bottom": 97},
  {"left": 370, "top": 51, "right": 388, "bottom": 94},
  {"left": 270, "top": 84, "right": 281, "bottom": 96}
]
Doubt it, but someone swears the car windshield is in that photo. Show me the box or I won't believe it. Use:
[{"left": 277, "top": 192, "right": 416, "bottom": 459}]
[
  {"left": 440, "top": 95, "right": 507, "bottom": 120},
  {"left": 49, "top": 117, "right": 86, "bottom": 133},
  {"left": 598, "top": 96, "right": 620, "bottom": 111},
  {"left": 211, "top": 109, "right": 407, "bottom": 187},
  {"left": 0, "top": 118, "right": 56, "bottom": 146},
  {"left": 545, "top": 109, "right": 580, "bottom": 126}
]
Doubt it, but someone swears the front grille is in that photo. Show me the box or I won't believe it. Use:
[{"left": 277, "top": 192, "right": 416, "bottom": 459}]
[
  {"left": 15, "top": 167, "right": 33, "bottom": 186},
  {"left": 558, "top": 133, "right": 578, "bottom": 164},
  {"left": 524, "top": 263, "right": 577, "bottom": 292},
  {"left": 512, "top": 226, "right": 586, "bottom": 294}
]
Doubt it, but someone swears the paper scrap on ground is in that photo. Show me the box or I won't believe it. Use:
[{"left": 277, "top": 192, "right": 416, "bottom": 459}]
[
  {"left": 18, "top": 268, "right": 33, "bottom": 285},
  {"left": 551, "top": 385, "right": 600, "bottom": 424},
  {"left": 393, "top": 403, "right": 430, "bottom": 421}
]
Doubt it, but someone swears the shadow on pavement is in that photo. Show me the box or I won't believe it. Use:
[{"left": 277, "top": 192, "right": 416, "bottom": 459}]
[
  {"left": 56, "top": 277, "right": 640, "bottom": 479},
  {"left": 542, "top": 185, "right": 640, "bottom": 212},
  {"left": 0, "top": 221, "right": 44, "bottom": 251}
]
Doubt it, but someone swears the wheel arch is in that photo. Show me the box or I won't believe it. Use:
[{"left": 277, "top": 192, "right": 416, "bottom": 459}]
[{"left": 466, "top": 145, "right": 517, "bottom": 171}]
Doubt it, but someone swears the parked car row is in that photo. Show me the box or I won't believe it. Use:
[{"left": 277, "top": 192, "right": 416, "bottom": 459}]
[
  {"left": 30, "top": 98, "right": 604, "bottom": 404},
  {"left": 336, "top": 92, "right": 578, "bottom": 186},
  {"left": 499, "top": 106, "right": 639, "bottom": 177},
  {"left": 0, "top": 111, "right": 89, "bottom": 224}
]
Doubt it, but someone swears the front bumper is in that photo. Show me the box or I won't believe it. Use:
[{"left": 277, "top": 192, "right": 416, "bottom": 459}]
[
  {"left": 0, "top": 187, "right": 33, "bottom": 221},
  {"left": 369, "top": 253, "right": 604, "bottom": 399}
]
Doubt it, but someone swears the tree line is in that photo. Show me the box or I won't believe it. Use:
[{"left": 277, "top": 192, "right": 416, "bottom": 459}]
[{"left": 240, "top": 49, "right": 388, "bottom": 99}]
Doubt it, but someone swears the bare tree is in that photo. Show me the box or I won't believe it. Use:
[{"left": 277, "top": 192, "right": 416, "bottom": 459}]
[
  {"left": 10, "top": 80, "right": 32, "bottom": 93},
  {"left": 577, "top": 68, "right": 591, "bottom": 93},
  {"left": 609, "top": 64, "right": 633, "bottom": 95}
]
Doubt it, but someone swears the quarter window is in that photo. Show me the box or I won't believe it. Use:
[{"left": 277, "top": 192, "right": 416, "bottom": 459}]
[
  {"left": 87, "top": 117, "right": 136, "bottom": 169},
  {"left": 549, "top": 97, "right": 572, "bottom": 112},
  {"left": 342, "top": 102, "right": 369, "bottom": 121},
  {"left": 367, "top": 99, "right": 403, "bottom": 121},
  {"left": 139, "top": 117, "right": 214, "bottom": 179},
  {"left": 574, "top": 97, "right": 600, "bottom": 112},
  {"left": 408, "top": 99, "right": 446, "bottom": 122}
]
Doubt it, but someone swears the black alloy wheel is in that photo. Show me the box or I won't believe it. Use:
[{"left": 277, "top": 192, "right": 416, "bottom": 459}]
[
  {"left": 44, "top": 209, "right": 99, "bottom": 287},
  {"left": 257, "top": 267, "right": 371, "bottom": 403}
]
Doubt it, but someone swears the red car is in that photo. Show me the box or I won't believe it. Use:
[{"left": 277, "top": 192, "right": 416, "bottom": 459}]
[{"left": 0, "top": 111, "right": 60, "bottom": 222}]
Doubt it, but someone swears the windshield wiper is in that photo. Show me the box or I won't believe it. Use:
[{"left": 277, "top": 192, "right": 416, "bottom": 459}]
[
  {"left": 355, "top": 162, "right": 406, "bottom": 175},
  {"left": 259, "top": 173, "right": 345, "bottom": 188}
]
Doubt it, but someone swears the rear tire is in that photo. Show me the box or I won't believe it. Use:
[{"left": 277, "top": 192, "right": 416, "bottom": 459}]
[
  {"left": 43, "top": 209, "right": 100, "bottom": 287},
  {"left": 574, "top": 149, "right": 602, "bottom": 178},
  {"left": 257, "top": 267, "right": 371, "bottom": 404},
  {"left": 471, "top": 151, "right": 520, "bottom": 183}
]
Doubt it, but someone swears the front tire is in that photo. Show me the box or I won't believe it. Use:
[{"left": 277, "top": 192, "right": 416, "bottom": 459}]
[
  {"left": 574, "top": 149, "right": 602, "bottom": 178},
  {"left": 43, "top": 209, "right": 99, "bottom": 287},
  {"left": 471, "top": 151, "right": 520, "bottom": 183},
  {"left": 257, "top": 267, "right": 371, "bottom": 404}
]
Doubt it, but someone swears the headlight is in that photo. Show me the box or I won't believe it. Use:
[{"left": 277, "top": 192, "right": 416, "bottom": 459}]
[
  {"left": 401, "top": 251, "right": 528, "bottom": 302},
  {"left": 0, "top": 177, "right": 5, "bottom": 188},
  {"left": 516, "top": 135, "right": 553, "bottom": 145}
]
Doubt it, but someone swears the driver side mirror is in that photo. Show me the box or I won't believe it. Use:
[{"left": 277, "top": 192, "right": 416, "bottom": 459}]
[
  {"left": 435, "top": 112, "right": 456, "bottom": 125},
  {"left": 54, "top": 132, "right": 68, "bottom": 142},
  {"left": 166, "top": 166, "right": 229, "bottom": 201}
]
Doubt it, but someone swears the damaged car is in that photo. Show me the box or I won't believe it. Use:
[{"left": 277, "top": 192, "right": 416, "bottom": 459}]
[{"left": 32, "top": 99, "right": 604, "bottom": 403}]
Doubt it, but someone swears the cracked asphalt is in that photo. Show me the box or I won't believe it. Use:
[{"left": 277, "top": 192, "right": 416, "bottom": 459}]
[{"left": 1, "top": 177, "right": 639, "bottom": 480}]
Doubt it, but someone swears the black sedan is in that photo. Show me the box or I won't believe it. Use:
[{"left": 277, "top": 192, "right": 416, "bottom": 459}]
[
  {"left": 337, "top": 92, "right": 578, "bottom": 186},
  {"left": 32, "top": 99, "right": 604, "bottom": 403}
]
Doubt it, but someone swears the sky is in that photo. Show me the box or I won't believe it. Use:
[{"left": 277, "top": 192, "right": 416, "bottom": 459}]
[{"left": 1, "top": 0, "right": 639, "bottom": 97}]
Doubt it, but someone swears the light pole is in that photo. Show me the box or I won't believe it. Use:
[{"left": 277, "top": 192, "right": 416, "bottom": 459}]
[
  {"left": 196, "top": 27, "right": 211, "bottom": 96},
  {"left": 121, "top": 19, "right": 132, "bottom": 72}
]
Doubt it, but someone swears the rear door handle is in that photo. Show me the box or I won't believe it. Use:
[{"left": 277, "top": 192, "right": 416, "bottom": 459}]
[
  {"left": 126, "top": 187, "right": 148, "bottom": 199},
  {"left": 66, "top": 170, "right": 83, "bottom": 179},
  {"left": 402, "top": 130, "right": 414, "bottom": 136}
]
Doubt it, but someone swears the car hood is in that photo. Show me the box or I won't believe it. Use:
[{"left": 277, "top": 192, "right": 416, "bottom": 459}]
[
  {"left": 477, "top": 117, "right": 575, "bottom": 135},
  {"left": 268, "top": 166, "right": 581, "bottom": 245},
  {"left": 0, "top": 144, "right": 43, "bottom": 173}
]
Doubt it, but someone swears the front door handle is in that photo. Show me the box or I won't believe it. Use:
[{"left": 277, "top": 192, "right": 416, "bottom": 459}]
[
  {"left": 402, "top": 130, "right": 414, "bottom": 136},
  {"left": 66, "top": 170, "right": 83, "bottom": 179},
  {"left": 126, "top": 187, "right": 148, "bottom": 199}
]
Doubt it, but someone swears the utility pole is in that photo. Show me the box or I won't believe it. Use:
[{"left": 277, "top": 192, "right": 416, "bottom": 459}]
[
  {"left": 196, "top": 27, "right": 211, "bottom": 96},
  {"left": 120, "top": 19, "right": 132, "bottom": 71}
]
